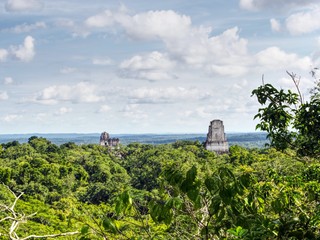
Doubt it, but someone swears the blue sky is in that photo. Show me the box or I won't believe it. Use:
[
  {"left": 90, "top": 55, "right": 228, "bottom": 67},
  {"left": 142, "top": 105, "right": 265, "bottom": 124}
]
[{"left": 1, "top": 0, "right": 320, "bottom": 134}]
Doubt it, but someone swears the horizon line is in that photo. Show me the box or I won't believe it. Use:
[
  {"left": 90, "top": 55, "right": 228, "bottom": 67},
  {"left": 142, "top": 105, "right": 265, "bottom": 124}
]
[{"left": 0, "top": 131, "right": 264, "bottom": 136}]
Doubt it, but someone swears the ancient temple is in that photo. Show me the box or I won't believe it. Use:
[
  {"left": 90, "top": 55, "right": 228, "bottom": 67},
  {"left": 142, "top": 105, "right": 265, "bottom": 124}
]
[
  {"left": 205, "top": 119, "right": 229, "bottom": 154},
  {"left": 100, "top": 132, "right": 120, "bottom": 148}
]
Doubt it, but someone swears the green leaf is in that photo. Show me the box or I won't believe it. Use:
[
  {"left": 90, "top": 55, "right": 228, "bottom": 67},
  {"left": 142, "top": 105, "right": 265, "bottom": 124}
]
[
  {"left": 102, "top": 218, "right": 117, "bottom": 234},
  {"left": 205, "top": 177, "right": 218, "bottom": 193},
  {"left": 187, "top": 188, "right": 200, "bottom": 203},
  {"left": 80, "top": 225, "right": 89, "bottom": 235},
  {"left": 209, "top": 196, "right": 221, "bottom": 215},
  {"left": 186, "top": 165, "right": 197, "bottom": 182}
]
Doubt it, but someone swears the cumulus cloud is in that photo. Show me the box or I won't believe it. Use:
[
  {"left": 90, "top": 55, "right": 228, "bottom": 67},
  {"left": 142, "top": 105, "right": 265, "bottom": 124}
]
[
  {"left": 0, "top": 49, "right": 9, "bottom": 62},
  {"left": 86, "top": 9, "right": 247, "bottom": 66},
  {"left": 11, "top": 36, "right": 35, "bottom": 62},
  {"left": 5, "top": 0, "right": 43, "bottom": 12},
  {"left": 0, "top": 91, "right": 9, "bottom": 100},
  {"left": 85, "top": 7, "right": 316, "bottom": 80},
  {"left": 8, "top": 22, "right": 46, "bottom": 33},
  {"left": 168, "top": 26, "right": 249, "bottom": 76},
  {"left": 34, "top": 82, "right": 105, "bottom": 105},
  {"left": 87, "top": 9, "right": 250, "bottom": 77},
  {"left": 85, "top": 10, "right": 115, "bottom": 28},
  {"left": 85, "top": 9, "right": 192, "bottom": 41},
  {"left": 286, "top": 7, "right": 320, "bottom": 35},
  {"left": 120, "top": 51, "right": 176, "bottom": 81},
  {"left": 255, "top": 47, "right": 312, "bottom": 70},
  {"left": 240, "top": 1, "right": 320, "bottom": 35},
  {"left": 270, "top": 18, "right": 281, "bottom": 32}
]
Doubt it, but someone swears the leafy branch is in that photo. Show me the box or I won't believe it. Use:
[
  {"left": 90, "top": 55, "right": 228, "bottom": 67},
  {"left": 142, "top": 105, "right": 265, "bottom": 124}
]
[{"left": 0, "top": 184, "right": 79, "bottom": 240}]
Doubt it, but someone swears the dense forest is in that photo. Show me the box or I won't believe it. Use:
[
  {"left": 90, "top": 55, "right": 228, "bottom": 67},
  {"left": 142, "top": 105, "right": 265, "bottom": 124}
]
[
  {"left": 1, "top": 74, "right": 320, "bottom": 239},
  {"left": 0, "top": 137, "right": 319, "bottom": 239}
]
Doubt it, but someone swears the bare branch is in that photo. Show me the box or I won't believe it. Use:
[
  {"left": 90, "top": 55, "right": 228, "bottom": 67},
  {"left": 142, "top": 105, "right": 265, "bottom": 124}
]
[
  {"left": 286, "top": 71, "right": 304, "bottom": 104},
  {"left": 0, "top": 185, "right": 79, "bottom": 240}
]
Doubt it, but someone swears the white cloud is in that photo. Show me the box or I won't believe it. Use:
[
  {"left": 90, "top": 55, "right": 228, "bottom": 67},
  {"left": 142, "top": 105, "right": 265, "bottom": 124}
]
[
  {"left": 55, "top": 107, "right": 72, "bottom": 115},
  {"left": 167, "top": 26, "right": 249, "bottom": 76},
  {"left": 120, "top": 10, "right": 192, "bottom": 41},
  {"left": 239, "top": 0, "right": 257, "bottom": 10},
  {"left": 286, "top": 7, "right": 320, "bottom": 35},
  {"left": 240, "top": 1, "right": 320, "bottom": 35},
  {"left": 121, "top": 104, "right": 148, "bottom": 122},
  {"left": 5, "top": 0, "right": 43, "bottom": 12},
  {"left": 87, "top": 10, "right": 247, "bottom": 68},
  {"left": 85, "top": 9, "right": 254, "bottom": 77},
  {"left": 90, "top": 8, "right": 250, "bottom": 77},
  {"left": 120, "top": 51, "right": 176, "bottom": 81},
  {"left": 121, "top": 51, "right": 174, "bottom": 70},
  {"left": 8, "top": 22, "right": 46, "bottom": 33},
  {"left": 0, "top": 49, "right": 8, "bottom": 62},
  {"left": 34, "top": 82, "right": 105, "bottom": 104},
  {"left": 98, "top": 105, "right": 111, "bottom": 113},
  {"left": 0, "top": 91, "right": 9, "bottom": 100},
  {"left": 85, "top": 10, "right": 115, "bottom": 28},
  {"left": 2, "top": 114, "right": 22, "bottom": 123},
  {"left": 4, "top": 77, "right": 13, "bottom": 85},
  {"left": 86, "top": 9, "right": 192, "bottom": 41},
  {"left": 11, "top": 36, "right": 35, "bottom": 62},
  {"left": 270, "top": 18, "right": 281, "bottom": 32},
  {"left": 255, "top": 47, "right": 312, "bottom": 70}
]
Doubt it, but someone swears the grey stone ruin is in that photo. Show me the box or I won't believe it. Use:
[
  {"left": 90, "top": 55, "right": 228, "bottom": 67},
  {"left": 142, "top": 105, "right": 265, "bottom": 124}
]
[
  {"left": 205, "top": 119, "right": 229, "bottom": 154},
  {"left": 100, "top": 131, "right": 120, "bottom": 148}
]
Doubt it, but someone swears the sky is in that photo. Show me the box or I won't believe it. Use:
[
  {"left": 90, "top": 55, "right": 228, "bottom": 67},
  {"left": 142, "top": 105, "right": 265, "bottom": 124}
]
[{"left": 1, "top": 0, "right": 320, "bottom": 134}]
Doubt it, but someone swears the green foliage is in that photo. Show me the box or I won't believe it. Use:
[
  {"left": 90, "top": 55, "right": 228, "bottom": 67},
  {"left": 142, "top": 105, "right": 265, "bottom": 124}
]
[
  {"left": 0, "top": 136, "right": 319, "bottom": 239},
  {"left": 295, "top": 98, "right": 320, "bottom": 156},
  {"left": 252, "top": 83, "right": 298, "bottom": 151},
  {"left": 252, "top": 72, "right": 320, "bottom": 157}
]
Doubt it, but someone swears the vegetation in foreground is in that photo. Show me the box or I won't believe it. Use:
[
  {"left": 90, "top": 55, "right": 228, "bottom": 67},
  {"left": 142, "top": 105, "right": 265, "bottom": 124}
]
[
  {"left": 0, "top": 71, "right": 319, "bottom": 239},
  {"left": 0, "top": 137, "right": 318, "bottom": 239}
]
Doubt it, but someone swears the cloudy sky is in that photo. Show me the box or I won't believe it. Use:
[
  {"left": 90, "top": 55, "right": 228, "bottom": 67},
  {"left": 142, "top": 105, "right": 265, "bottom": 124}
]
[{"left": 1, "top": 0, "right": 320, "bottom": 134}]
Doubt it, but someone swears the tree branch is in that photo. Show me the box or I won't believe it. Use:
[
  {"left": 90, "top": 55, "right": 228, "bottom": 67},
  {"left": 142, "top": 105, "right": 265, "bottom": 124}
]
[
  {"left": 286, "top": 71, "right": 304, "bottom": 104},
  {"left": 0, "top": 184, "right": 79, "bottom": 240},
  {"left": 18, "top": 231, "right": 79, "bottom": 240}
]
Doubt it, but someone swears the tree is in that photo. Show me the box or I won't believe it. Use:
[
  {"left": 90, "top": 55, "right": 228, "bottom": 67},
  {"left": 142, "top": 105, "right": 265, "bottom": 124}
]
[
  {"left": 252, "top": 71, "right": 320, "bottom": 156},
  {"left": 0, "top": 185, "right": 79, "bottom": 240}
]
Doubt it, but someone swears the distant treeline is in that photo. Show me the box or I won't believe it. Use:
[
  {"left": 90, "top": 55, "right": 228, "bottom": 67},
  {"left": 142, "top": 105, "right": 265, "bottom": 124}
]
[{"left": 0, "top": 132, "right": 268, "bottom": 148}]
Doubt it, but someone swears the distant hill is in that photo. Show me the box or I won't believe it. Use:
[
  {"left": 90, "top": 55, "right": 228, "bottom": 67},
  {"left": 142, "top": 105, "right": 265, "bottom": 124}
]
[{"left": 0, "top": 132, "right": 268, "bottom": 148}]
